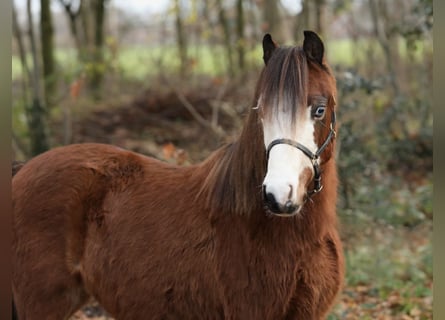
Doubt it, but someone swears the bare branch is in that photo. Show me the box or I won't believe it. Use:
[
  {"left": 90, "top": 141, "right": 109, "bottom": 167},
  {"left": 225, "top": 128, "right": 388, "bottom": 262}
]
[
  {"left": 160, "top": 76, "right": 225, "bottom": 137},
  {"left": 58, "top": 0, "right": 82, "bottom": 17}
]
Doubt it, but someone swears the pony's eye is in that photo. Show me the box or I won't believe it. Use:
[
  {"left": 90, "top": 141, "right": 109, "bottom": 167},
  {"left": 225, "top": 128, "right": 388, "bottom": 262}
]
[{"left": 312, "top": 105, "right": 326, "bottom": 120}]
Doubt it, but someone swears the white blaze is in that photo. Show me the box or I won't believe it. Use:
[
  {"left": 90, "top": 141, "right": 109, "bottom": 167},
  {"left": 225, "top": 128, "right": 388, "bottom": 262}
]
[{"left": 262, "top": 102, "right": 317, "bottom": 210}]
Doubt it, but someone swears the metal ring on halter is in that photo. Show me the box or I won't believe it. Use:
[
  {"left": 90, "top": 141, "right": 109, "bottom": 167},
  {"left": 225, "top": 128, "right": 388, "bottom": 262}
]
[{"left": 265, "top": 110, "right": 336, "bottom": 196}]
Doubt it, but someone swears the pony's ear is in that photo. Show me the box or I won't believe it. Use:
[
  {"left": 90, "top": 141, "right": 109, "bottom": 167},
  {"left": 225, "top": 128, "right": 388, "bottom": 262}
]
[
  {"left": 303, "top": 30, "right": 324, "bottom": 65},
  {"left": 262, "top": 34, "right": 278, "bottom": 65}
]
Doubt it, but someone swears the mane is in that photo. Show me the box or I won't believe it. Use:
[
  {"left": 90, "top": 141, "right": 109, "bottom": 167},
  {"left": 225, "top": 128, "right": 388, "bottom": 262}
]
[
  {"left": 198, "top": 110, "right": 266, "bottom": 216},
  {"left": 259, "top": 46, "right": 308, "bottom": 128},
  {"left": 198, "top": 46, "right": 310, "bottom": 216}
]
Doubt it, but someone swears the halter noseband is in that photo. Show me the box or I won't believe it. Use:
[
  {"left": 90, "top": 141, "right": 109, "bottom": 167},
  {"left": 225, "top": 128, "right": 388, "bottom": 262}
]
[{"left": 265, "top": 111, "right": 336, "bottom": 196}]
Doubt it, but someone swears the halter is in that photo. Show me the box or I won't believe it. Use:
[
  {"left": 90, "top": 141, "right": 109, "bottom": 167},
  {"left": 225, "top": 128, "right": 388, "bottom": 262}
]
[{"left": 265, "top": 110, "right": 336, "bottom": 196}]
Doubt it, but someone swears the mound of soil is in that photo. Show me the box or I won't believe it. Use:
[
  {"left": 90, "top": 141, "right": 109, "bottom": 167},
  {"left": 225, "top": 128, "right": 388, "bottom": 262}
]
[{"left": 57, "top": 83, "right": 251, "bottom": 164}]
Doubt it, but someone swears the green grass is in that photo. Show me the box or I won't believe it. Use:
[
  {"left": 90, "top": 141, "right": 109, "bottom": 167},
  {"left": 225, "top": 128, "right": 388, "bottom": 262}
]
[
  {"left": 344, "top": 231, "right": 432, "bottom": 290},
  {"left": 326, "top": 219, "right": 432, "bottom": 318},
  {"left": 12, "top": 37, "right": 431, "bottom": 83},
  {"left": 12, "top": 45, "right": 253, "bottom": 81},
  {"left": 326, "top": 37, "right": 431, "bottom": 67}
]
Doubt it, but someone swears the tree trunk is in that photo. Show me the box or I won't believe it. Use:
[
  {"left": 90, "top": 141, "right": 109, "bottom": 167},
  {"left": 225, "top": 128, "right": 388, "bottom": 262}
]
[
  {"left": 58, "top": 0, "right": 83, "bottom": 57},
  {"left": 80, "top": 0, "right": 93, "bottom": 59},
  {"left": 314, "top": 0, "right": 325, "bottom": 38},
  {"left": 368, "top": 0, "right": 400, "bottom": 96},
  {"left": 294, "top": 0, "right": 309, "bottom": 43},
  {"left": 263, "top": 0, "right": 282, "bottom": 41},
  {"left": 236, "top": 0, "right": 245, "bottom": 72},
  {"left": 59, "top": 0, "right": 107, "bottom": 99},
  {"left": 216, "top": 0, "right": 234, "bottom": 76},
  {"left": 26, "top": 0, "right": 50, "bottom": 155},
  {"left": 174, "top": 0, "right": 188, "bottom": 77},
  {"left": 40, "top": 0, "right": 56, "bottom": 109},
  {"left": 12, "top": 2, "right": 31, "bottom": 157},
  {"left": 294, "top": 0, "right": 325, "bottom": 41},
  {"left": 90, "top": 0, "right": 106, "bottom": 99},
  {"left": 12, "top": 2, "right": 31, "bottom": 99},
  {"left": 248, "top": 0, "right": 260, "bottom": 46}
]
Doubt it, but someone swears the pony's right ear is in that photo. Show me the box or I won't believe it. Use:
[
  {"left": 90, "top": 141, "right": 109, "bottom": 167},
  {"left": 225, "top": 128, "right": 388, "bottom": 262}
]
[{"left": 262, "top": 34, "right": 278, "bottom": 65}]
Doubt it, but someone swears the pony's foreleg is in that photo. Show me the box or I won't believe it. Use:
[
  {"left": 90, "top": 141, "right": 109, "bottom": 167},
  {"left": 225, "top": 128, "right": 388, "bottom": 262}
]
[
  {"left": 285, "top": 234, "right": 344, "bottom": 320},
  {"left": 12, "top": 299, "right": 17, "bottom": 320},
  {"left": 12, "top": 162, "right": 94, "bottom": 319},
  {"left": 13, "top": 278, "right": 89, "bottom": 320},
  {"left": 12, "top": 206, "right": 91, "bottom": 319}
]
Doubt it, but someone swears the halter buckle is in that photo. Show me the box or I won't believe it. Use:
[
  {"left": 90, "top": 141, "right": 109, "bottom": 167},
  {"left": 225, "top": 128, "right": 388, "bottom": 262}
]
[
  {"left": 311, "top": 156, "right": 320, "bottom": 165},
  {"left": 313, "top": 184, "right": 323, "bottom": 193},
  {"left": 330, "top": 125, "right": 337, "bottom": 138}
]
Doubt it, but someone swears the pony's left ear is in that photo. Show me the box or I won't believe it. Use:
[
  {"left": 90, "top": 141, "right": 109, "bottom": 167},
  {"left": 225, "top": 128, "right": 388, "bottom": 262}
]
[
  {"left": 263, "top": 34, "right": 278, "bottom": 65},
  {"left": 303, "top": 30, "right": 324, "bottom": 65}
]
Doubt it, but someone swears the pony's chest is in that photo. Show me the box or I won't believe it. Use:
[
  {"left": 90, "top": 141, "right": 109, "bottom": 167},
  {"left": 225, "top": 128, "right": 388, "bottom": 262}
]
[{"left": 213, "top": 230, "right": 302, "bottom": 318}]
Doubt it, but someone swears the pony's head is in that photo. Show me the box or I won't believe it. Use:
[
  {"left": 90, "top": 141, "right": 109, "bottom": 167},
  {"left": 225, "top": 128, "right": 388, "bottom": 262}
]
[{"left": 258, "top": 31, "right": 337, "bottom": 217}]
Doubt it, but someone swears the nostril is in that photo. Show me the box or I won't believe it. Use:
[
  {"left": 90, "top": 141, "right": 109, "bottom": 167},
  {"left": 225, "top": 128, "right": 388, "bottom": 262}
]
[
  {"left": 284, "top": 200, "right": 298, "bottom": 214},
  {"left": 263, "top": 185, "right": 299, "bottom": 215},
  {"left": 265, "top": 192, "right": 277, "bottom": 205},
  {"left": 263, "top": 189, "right": 280, "bottom": 213}
]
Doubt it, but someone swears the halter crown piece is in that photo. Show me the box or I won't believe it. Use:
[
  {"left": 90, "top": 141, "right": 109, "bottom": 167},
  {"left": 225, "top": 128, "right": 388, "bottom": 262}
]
[{"left": 265, "top": 110, "right": 336, "bottom": 196}]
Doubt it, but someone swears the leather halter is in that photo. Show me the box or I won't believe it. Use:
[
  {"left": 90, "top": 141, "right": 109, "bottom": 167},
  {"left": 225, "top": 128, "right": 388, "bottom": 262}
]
[{"left": 265, "top": 111, "right": 336, "bottom": 196}]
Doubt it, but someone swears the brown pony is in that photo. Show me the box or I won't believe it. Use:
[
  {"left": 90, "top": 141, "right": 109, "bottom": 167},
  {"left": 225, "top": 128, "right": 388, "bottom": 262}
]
[{"left": 12, "top": 31, "right": 344, "bottom": 320}]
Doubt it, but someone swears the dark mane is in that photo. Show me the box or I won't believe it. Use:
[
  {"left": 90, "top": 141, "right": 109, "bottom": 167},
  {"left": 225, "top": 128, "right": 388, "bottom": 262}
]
[
  {"left": 260, "top": 46, "right": 308, "bottom": 128},
  {"left": 198, "top": 109, "right": 266, "bottom": 216}
]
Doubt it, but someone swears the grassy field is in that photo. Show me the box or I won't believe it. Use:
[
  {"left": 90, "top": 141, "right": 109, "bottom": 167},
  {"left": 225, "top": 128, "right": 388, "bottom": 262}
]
[{"left": 12, "top": 37, "right": 431, "bottom": 82}]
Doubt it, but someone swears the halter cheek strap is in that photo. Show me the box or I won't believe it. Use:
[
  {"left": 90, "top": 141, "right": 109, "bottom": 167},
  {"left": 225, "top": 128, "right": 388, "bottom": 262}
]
[{"left": 265, "top": 111, "right": 336, "bottom": 196}]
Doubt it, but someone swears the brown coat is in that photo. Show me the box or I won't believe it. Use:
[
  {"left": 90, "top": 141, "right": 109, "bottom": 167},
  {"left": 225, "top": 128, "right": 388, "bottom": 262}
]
[{"left": 12, "top": 32, "right": 344, "bottom": 320}]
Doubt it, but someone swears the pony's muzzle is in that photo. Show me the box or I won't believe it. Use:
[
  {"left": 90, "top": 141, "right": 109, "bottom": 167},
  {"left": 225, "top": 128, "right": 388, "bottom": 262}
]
[{"left": 263, "top": 186, "right": 300, "bottom": 216}]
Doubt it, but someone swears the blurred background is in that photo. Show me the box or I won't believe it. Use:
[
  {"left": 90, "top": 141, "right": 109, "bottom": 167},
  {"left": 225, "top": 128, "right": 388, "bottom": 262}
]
[{"left": 12, "top": 0, "right": 432, "bottom": 319}]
